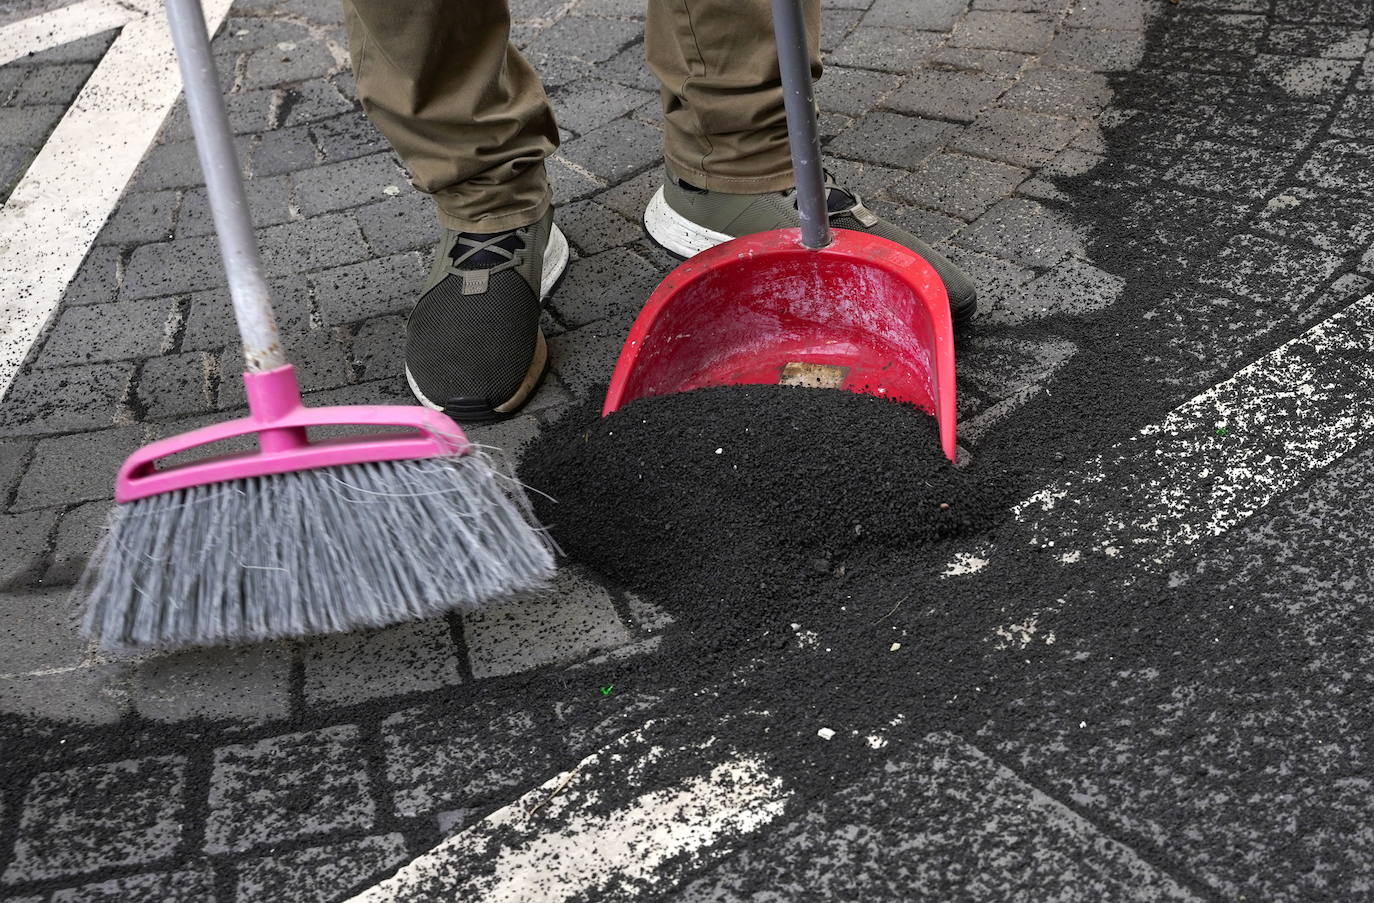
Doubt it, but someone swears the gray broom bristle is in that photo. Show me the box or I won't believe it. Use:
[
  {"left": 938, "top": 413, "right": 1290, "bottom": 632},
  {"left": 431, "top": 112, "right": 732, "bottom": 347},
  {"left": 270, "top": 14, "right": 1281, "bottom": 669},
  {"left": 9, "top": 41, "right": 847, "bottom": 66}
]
[{"left": 78, "top": 452, "right": 557, "bottom": 651}]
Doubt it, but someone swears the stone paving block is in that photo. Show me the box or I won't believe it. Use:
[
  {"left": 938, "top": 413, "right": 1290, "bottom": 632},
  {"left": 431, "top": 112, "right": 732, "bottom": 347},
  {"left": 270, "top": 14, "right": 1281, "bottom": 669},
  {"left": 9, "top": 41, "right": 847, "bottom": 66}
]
[
  {"left": 678, "top": 732, "right": 1200, "bottom": 902},
  {"left": 526, "top": 15, "right": 642, "bottom": 63},
  {"left": 936, "top": 243, "right": 1035, "bottom": 315},
  {"left": 545, "top": 154, "right": 606, "bottom": 203},
  {"left": 958, "top": 333, "right": 1076, "bottom": 402},
  {"left": 1115, "top": 70, "right": 1237, "bottom": 114},
  {"left": 558, "top": 118, "right": 661, "bottom": 184},
  {"left": 574, "top": 0, "right": 645, "bottom": 15},
  {"left": 1042, "top": 26, "right": 1145, "bottom": 71},
  {"left": 819, "top": 7, "right": 864, "bottom": 52},
  {"left": 1063, "top": 0, "right": 1148, "bottom": 30},
  {"left": 1199, "top": 232, "right": 1344, "bottom": 310},
  {"left": 161, "top": 90, "right": 275, "bottom": 143},
  {"left": 182, "top": 275, "right": 311, "bottom": 350},
  {"left": 0, "top": 437, "right": 31, "bottom": 503},
  {"left": 863, "top": 0, "right": 966, "bottom": 29},
  {"left": 350, "top": 314, "right": 405, "bottom": 381},
  {"left": 821, "top": 156, "right": 907, "bottom": 199},
  {"left": 465, "top": 414, "right": 542, "bottom": 459},
  {"left": 0, "top": 663, "right": 128, "bottom": 725},
  {"left": 889, "top": 205, "right": 965, "bottom": 245},
  {"left": 1263, "top": 23, "right": 1369, "bottom": 58},
  {"left": 218, "top": 328, "right": 352, "bottom": 408},
  {"left": 49, "top": 865, "right": 215, "bottom": 902},
  {"left": 257, "top": 212, "right": 371, "bottom": 277},
  {"left": 234, "top": 833, "right": 409, "bottom": 903},
  {"left": 1250, "top": 54, "right": 1357, "bottom": 98},
  {"left": 551, "top": 247, "right": 661, "bottom": 327},
  {"left": 0, "top": 144, "right": 34, "bottom": 198},
  {"left": 828, "top": 112, "right": 956, "bottom": 169},
  {"left": 593, "top": 165, "right": 661, "bottom": 219},
  {"left": 597, "top": 41, "right": 658, "bottom": 92},
  {"left": 97, "top": 190, "right": 177, "bottom": 246},
  {"left": 1297, "top": 140, "right": 1374, "bottom": 193},
  {"left": 121, "top": 233, "right": 221, "bottom": 298},
  {"left": 815, "top": 67, "right": 902, "bottom": 118},
  {"left": 217, "top": 15, "right": 313, "bottom": 51},
  {"left": 204, "top": 725, "right": 375, "bottom": 854},
  {"left": 136, "top": 139, "right": 244, "bottom": 191},
  {"left": 177, "top": 176, "right": 293, "bottom": 238},
  {"left": 951, "top": 107, "right": 1081, "bottom": 167},
  {"left": 132, "top": 642, "right": 291, "bottom": 724},
  {"left": 549, "top": 312, "right": 635, "bottom": 397},
  {"left": 1361, "top": 244, "right": 1374, "bottom": 277},
  {"left": 0, "top": 362, "right": 133, "bottom": 437},
  {"left": 890, "top": 151, "right": 1027, "bottom": 220},
  {"left": 280, "top": 80, "right": 356, "bottom": 127},
  {"left": 1273, "top": 0, "right": 1368, "bottom": 22},
  {"left": 556, "top": 199, "right": 642, "bottom": 256},
  {"left": 0, "top": 586, "right": 85, "bottom": 672},
  {"left": 2, "top": 756, "right": 186, "bottom": 883},
  {"left": 135, "top": 352, "right": 214, "bottom": 420},
  {"left": 1000, "top": 66, "right": 1112, "bottom": 116},
  {"left": 250, "top": 123, "right": 319, "bottom": 176},
  {"left": 950, "top": 10, "right": 1056, "bottom": 53},
  {"left": 294, "top": 153, "right": 408, "bottom": 217},
  {"left": 354, "top": 191, "right": 437, "bottom": 255},
  {"left": 552, "top": 77, "right": 655, "bottom": 135},
  {"left": 462, "top": 567, "right": 632, "bottom": 679},
  {"left": 36, "top": 298, "right": 174, "bottom": 367},
  {"left": 13, "top": 428, "right": 142, "bottom": 511},
  {"left": 1329, "top": 92, "right": 1374, "bottom": 141},
  {"left": 1201, "top": 97, "right": 1328, "bottom": 149},
  {"left": 45, "top": 500, "right": 110, "bottom": 586},
  {"left": 1163, "top": 140, "right": 1293, "bottom": 200},
  {"left": 827, "top": 26, "right": 944, "bottom": 72},
  {"left": 301, "top": 618, "right": 463, "bottom": 708},
  {"left": 16, "top": 29, "right": 116, "bottom": 64},
  {"left": 926, "top": 45, "right": 1033, "bottom": 77},
  {"left": 309, "top": 251, "right": 423, "bottom": 325},
  {"left": 61, "top": 246, "right": 121, "bottom": 306},
  {"left": 1254, "top": 185, "right": 1374, "bottom": 256},
  {"left": 0, "top": 510, "right": 57, "bottom": 587},
  {"left": 986, "top": 254, "right": 1126, "bottom": 324},
  {"left": 956, "top": 197, "right": 1085, "bottom": 268},
  {"left": 883, "top": 68, "right": 1011, "bottom": 122},
  {"left": 241, "top": 41, "right": 337, "bottom": 91},
  {"left": 382, "top": 700, "right": 560, "bottom": 817},
  {"left": 313, "top": 115, "right": 385, "bottom": 166},
  {"left": 10, "top": 63, "right": 92, "bottom": 107}
]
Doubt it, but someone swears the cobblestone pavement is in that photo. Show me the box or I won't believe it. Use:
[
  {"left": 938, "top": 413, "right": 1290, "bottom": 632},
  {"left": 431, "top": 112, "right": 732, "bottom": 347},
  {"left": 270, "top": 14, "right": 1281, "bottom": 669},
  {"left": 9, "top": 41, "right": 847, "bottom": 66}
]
[{"left": 1, "top": 0, "right": 1373, "bottom": 898}]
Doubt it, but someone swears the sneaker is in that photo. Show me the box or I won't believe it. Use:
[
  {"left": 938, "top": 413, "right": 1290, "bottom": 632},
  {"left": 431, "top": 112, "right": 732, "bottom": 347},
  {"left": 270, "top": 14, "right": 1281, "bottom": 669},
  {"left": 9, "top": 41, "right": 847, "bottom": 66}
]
[
  {"left": 644, "top": 170, "right": 977, "bottom": 323},
  {"left": 405, "top": 208, "right": 569, "bottom": 423}
]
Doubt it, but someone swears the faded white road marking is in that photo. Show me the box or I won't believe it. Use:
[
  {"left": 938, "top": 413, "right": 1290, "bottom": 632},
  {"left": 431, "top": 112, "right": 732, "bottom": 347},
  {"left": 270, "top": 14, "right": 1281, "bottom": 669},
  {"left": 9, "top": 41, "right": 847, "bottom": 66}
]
[
  {"left": 0, "top": 0, "right": 232, "bottom": 396},
  {"left": 349, "top": 723, "right": 788, "bottom": 902},
  {"left": 0, "top": 0, "right": 151, "bottom": 67},
  {"left": 950, "top": 293, "right": 1374, "bottom": 580}
]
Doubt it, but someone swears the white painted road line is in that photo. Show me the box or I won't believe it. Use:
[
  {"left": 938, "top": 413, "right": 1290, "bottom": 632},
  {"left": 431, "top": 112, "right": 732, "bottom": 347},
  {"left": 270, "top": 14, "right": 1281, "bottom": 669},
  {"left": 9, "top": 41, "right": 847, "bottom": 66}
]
[
  {"left": 949, "top": 292, "right": 1374, "bottom": 577},
  {"left": 0, "top": 0, "right": 151, "bottom": 67},
  {"left": 348, "top": 723, "right": 789, "bottom": 902},
  {"left": 0, "top": 0, "right": 232, "bottom": 397}
]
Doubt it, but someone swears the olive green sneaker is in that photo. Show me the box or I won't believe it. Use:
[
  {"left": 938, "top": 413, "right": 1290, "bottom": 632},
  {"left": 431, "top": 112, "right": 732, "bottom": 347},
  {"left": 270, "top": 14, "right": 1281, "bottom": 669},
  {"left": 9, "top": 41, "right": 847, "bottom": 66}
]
[
  {"left": 644, "top": 168, "right": 977, "bottom": 322},
  {"left": 405, "top": 207, "right": 569, "bottom": 423}
]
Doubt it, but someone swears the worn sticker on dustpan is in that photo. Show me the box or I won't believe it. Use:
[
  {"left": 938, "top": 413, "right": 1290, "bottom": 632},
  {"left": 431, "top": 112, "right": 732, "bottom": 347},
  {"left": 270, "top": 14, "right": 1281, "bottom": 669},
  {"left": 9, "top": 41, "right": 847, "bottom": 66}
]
[{"left": 779, "top": 362, "right": 849, "bottom": 389}]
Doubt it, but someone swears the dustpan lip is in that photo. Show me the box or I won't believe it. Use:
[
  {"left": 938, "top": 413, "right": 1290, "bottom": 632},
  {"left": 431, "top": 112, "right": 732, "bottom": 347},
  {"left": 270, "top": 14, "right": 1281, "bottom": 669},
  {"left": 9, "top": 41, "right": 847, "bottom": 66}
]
[{"left": 601, "top": 228, "right": 958, "bottom": 461}]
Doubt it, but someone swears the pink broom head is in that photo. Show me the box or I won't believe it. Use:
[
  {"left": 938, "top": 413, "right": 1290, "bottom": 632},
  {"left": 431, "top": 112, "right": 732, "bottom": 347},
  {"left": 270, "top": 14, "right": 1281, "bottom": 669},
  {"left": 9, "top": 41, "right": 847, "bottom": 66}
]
[{"left": 116, "top": 365, "right": 470, "bottom": 504}]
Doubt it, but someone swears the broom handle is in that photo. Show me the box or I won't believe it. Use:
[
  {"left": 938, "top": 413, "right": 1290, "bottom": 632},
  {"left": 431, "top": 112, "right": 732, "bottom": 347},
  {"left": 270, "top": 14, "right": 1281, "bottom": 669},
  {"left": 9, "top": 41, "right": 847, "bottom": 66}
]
[
  {"left": 770, "top": 0, "right": 831, "bottom": 250},
  {"left": 165, "top": 0, "right": 285, "bottom": 373}
]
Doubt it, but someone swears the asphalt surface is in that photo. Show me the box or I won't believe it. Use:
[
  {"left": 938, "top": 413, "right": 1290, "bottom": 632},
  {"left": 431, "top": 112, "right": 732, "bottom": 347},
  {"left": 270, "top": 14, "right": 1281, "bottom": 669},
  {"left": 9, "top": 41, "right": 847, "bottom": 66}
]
[{"left": 2, "top": 0, "right": 1373, "bottom": 900}]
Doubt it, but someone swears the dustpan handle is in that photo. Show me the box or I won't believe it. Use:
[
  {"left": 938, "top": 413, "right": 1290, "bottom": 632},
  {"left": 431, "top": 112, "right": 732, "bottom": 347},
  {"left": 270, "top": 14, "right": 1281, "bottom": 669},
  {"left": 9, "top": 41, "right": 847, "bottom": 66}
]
[
  {"left": 770, "top": 0, "right": 831, "bottom": 250},
  {"left": 165, "top": 0, "right": 285, "bottom": 373}
]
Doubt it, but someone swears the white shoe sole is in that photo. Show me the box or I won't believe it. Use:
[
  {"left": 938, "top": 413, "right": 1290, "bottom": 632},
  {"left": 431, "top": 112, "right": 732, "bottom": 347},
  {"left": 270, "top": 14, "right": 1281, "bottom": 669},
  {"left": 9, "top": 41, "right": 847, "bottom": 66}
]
[
  {"left": 406, "top": 223, "right": 569, "bottom": 415},
  {"left": 643, "top": 187, "right": 733, "bottom": 258}
]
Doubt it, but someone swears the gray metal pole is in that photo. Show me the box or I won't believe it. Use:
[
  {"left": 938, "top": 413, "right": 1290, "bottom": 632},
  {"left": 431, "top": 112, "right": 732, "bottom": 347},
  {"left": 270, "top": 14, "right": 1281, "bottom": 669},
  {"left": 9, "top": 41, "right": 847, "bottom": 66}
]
[
  {"left": 164, "top": 0, "right": 284, "bottom": 372},
  {"left": 770, "top": 0, "right": 831, "bottom": 250}
]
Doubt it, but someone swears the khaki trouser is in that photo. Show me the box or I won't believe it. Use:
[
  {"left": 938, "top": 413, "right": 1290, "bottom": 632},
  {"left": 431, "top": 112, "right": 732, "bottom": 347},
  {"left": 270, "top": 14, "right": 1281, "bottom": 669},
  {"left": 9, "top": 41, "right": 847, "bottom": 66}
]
[{"left": 341, "top": 0, "right": 821, "bottom": 232}]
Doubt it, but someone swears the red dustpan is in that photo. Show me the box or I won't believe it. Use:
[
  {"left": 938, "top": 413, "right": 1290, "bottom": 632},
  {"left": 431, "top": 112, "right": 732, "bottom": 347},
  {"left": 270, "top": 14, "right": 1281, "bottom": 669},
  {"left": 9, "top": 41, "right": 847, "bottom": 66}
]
[{"left": 602, "top": 0, "right": 957, "bottom": 462}]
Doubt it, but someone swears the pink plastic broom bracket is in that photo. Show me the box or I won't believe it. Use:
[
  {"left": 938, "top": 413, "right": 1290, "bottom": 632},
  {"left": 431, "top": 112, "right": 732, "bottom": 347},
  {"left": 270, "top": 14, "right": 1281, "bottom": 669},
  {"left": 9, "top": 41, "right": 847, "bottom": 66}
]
[{"left": 115, "top": 365, "right": 471, "bottom": 503}]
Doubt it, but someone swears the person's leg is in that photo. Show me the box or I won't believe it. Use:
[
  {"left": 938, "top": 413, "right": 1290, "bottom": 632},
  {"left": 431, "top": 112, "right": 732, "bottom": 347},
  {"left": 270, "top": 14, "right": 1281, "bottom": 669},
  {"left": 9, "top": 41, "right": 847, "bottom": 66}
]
[
  {"left": 341, "top": 0, "right": 569, "bottom": 422},
  {"left": 342, "top": 0, "right": 557, "bottom": 231},
  {"left": 642, "top": 0, "right": 978, "bottom": 322}
]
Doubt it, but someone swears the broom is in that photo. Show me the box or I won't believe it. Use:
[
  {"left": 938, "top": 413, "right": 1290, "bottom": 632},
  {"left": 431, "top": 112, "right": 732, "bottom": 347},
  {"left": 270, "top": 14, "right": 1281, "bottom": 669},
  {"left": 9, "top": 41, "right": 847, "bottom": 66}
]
[{"left": 79, "top": 0, "right": 556, "bottom": 650}]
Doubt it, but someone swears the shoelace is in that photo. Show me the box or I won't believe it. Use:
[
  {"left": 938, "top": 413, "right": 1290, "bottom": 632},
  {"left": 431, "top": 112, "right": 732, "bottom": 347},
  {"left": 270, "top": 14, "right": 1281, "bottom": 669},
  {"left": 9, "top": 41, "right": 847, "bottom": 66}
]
[{"left": 450, "top": 230, "right": 526, "bottom": 271}]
